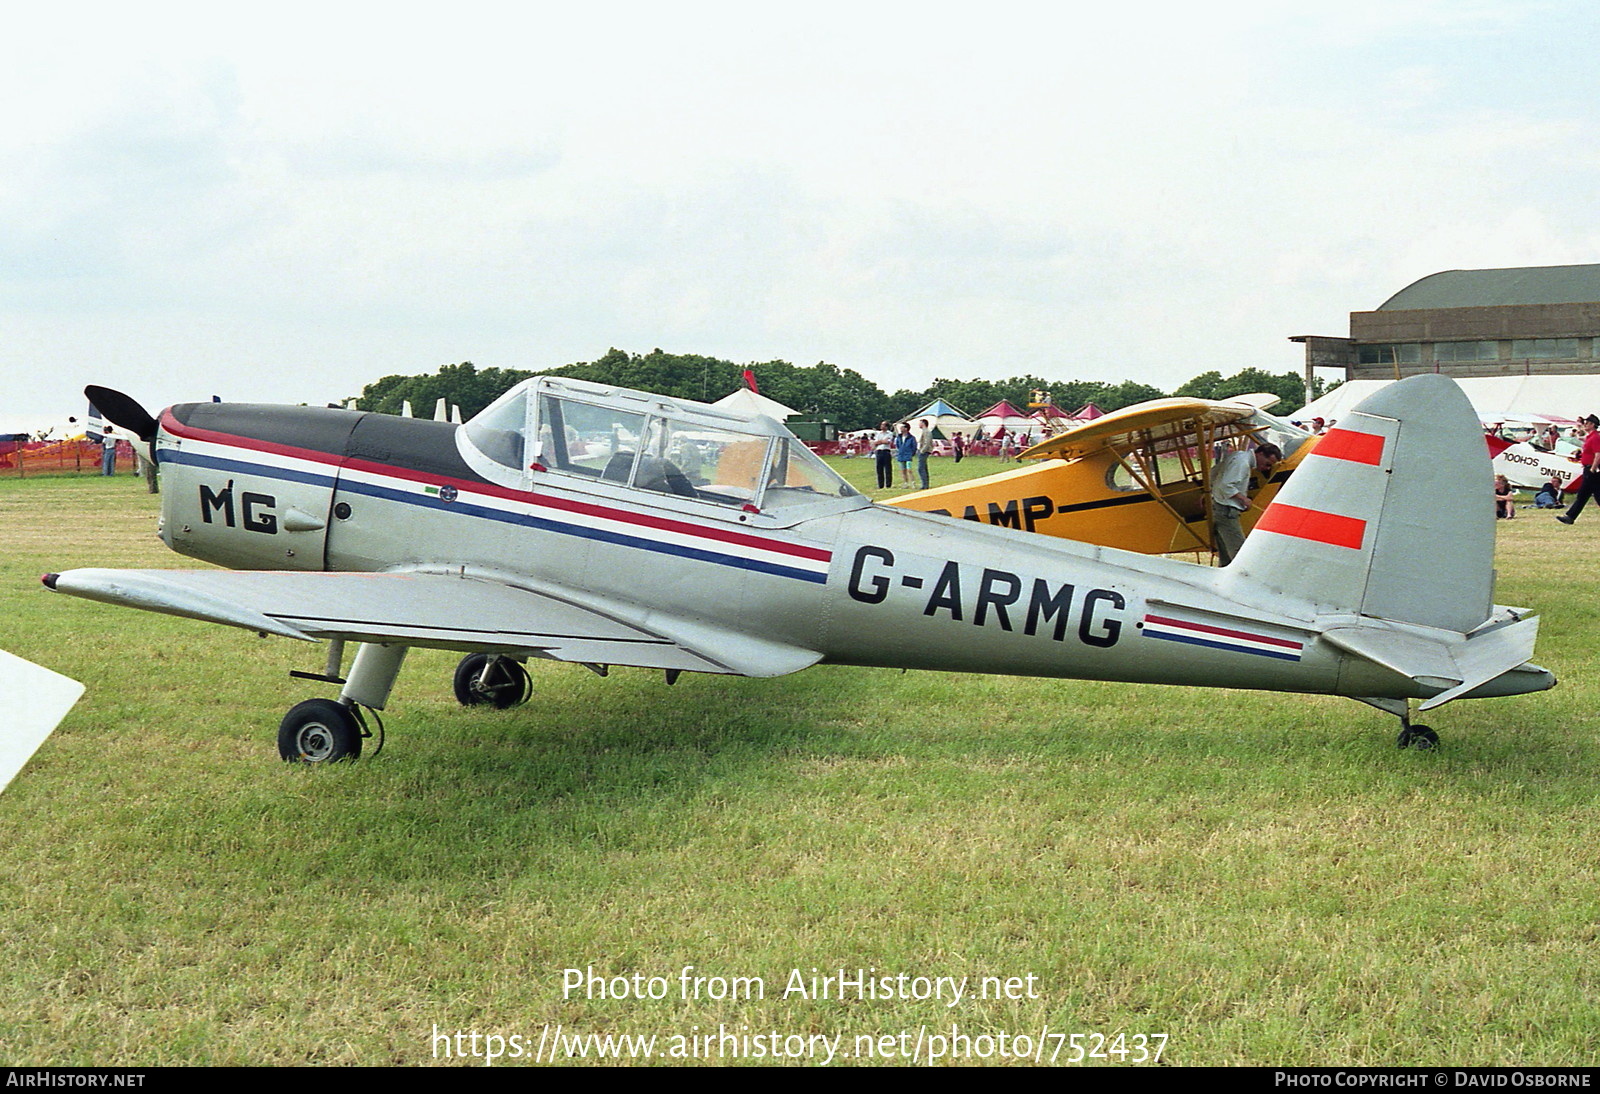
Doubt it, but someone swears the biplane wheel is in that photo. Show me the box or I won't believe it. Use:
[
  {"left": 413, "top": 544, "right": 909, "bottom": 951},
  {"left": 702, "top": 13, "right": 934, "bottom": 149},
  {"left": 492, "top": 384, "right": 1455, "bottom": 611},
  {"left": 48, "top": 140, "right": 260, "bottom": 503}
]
[
  {"left": 278, "top": 699, "right": 362, "bottom": 763},
  {"left": 1396, "top": 725, "right": 1439, "bottom": 750},
  {"left": 452, "top": 654, "right": 531, "bottom": 709}
]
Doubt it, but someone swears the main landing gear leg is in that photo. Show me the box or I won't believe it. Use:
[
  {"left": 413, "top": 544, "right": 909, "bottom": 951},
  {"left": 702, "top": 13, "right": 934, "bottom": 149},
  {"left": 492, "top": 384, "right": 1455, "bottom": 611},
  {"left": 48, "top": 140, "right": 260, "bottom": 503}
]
[
  {"left": 279, "top": 642, "right": 409, "bottom": 763},
  {"left": 452, "top": 653, "right": 532, "bottom": 709}
]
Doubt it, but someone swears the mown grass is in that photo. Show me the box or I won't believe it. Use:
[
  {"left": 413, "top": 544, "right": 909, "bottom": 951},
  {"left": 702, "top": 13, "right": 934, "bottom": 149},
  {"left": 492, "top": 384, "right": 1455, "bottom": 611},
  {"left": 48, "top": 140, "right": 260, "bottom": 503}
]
[
  {"left": 0, "top": 475, "right": 1596, "bottom": 1066},
  {"left": 835, "top": 450, "right": 1014, "bottom": 500}
]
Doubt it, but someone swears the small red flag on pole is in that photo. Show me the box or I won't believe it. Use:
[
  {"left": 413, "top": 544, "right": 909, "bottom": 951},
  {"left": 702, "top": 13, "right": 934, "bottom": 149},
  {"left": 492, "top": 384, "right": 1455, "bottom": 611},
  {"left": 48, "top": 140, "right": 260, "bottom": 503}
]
[{"left": 742, "top": 369, "right": 759, "bottom": 394}]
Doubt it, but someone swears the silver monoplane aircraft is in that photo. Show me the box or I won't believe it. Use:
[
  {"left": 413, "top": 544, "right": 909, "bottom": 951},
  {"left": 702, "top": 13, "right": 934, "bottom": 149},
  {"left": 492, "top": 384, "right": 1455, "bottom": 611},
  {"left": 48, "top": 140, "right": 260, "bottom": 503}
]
[{"left": 46, "top": 374, "right": 1553, "bottom": 761}]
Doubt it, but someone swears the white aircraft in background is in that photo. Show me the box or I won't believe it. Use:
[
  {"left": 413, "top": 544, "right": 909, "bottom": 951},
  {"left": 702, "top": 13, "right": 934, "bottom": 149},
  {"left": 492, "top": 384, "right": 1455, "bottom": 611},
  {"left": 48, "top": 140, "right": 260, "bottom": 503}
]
[{"left": 1486, "top": 433, "right": 1582, "bottom": 492}]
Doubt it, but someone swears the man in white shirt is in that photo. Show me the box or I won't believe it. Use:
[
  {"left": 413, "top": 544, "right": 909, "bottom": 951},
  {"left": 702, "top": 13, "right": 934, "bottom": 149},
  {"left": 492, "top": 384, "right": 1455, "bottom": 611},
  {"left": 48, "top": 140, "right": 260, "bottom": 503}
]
[
  {"left": 872, "top": 421, "right": 894, "bottom": 489},
  {"left": 1210, "top": 443, "right": 1282, "bottom": 566},
  {"left": 915, "top": 419, "right": 934, "bottom": 490}
]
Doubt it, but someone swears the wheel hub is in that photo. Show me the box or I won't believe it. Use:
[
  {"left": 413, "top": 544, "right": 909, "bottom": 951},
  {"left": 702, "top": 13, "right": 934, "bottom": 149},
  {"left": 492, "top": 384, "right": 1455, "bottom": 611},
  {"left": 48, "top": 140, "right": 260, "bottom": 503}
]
[{"left": 297, "top": 723, "right": 335, "bottom": 761}]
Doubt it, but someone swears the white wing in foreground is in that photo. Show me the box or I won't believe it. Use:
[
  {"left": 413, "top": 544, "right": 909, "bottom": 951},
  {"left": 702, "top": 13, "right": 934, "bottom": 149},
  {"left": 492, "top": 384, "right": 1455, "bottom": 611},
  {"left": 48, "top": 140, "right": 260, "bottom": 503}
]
[{"left": 0, "top": 649, "right": 84, "bottom": 795}]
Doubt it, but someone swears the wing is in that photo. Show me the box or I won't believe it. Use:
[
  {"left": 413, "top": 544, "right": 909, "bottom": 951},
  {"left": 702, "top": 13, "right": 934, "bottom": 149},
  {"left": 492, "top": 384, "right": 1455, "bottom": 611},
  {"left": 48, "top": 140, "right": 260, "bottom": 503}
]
[
  {"left": 1016, "top": 397, "right": 1257, "bottom": 462},
  {"left": 0, "top": 649, "right": 84, "bottom": 795},
  {"left": 43, "top": 568, "right": 820, "bottom": 678}
]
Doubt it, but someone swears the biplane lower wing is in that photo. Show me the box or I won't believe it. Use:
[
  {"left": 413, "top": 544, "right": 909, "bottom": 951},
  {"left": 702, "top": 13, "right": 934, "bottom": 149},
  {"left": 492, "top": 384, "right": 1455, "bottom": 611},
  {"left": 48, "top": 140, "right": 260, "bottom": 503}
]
[{"left": 43, "top": 568, "right": 822, "bottom": 678}]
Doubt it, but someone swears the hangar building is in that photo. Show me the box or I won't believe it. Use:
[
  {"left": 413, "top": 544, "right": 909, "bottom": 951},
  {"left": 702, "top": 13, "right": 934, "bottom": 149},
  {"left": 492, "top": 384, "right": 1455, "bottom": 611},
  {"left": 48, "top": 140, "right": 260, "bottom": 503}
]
[{"left": 1292, "top": 264, "right": 1600, "bottom": 398}]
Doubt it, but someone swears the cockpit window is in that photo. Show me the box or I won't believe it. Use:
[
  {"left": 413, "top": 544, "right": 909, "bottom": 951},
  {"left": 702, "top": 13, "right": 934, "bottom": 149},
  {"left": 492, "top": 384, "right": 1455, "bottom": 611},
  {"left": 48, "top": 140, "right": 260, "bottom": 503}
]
[
  {"left": 633, "top": 418, "right": 770, "bottom": 504},
  {"left": 456, "top": 381, "right": 864, "bottom": 516},
  {"left": 537, "top": 395, "right": 646, "bottom": 483}
]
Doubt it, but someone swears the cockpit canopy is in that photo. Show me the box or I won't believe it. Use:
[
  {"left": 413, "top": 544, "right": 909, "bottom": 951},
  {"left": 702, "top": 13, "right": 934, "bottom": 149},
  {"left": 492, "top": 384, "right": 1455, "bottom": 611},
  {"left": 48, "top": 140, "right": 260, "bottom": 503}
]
[{"left": 459, "top": 377, "right": 861, "bottom": 516}]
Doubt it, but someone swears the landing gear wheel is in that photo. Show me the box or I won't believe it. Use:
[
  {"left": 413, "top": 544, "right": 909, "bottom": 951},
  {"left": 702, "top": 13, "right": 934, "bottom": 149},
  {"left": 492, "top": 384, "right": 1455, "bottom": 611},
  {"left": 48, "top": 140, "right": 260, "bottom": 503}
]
[
  {"left": 453, "top": 654, "right": 532, "bottom": 709},
  {"left": 279, "top": 699, "right": 363, "bottom": 763},
  {"left": 1397, "top": 724, "right": 1439, "bottom": 750}
]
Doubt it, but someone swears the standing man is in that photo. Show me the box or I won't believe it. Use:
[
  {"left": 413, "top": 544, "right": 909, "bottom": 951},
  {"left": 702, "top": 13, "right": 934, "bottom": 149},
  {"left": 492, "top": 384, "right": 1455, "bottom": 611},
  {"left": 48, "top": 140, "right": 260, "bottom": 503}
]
[
  {"left": 1210, "top": 443, "right": 1282, "bottom": 566},
  {"left": 893, "top": 422, "right": 916, "bottom": 487},
  {"left": 915, "top": 418, "right": 934, "bottom": 490},
  {"left": 100, "top": 430, "right": 118, "bottom": 476},
  {"left": 872, "top": 421, "right": 895, "bottom": 490},
  {"left": 1556, "top": 414, "right": 1600, "bottom": 524},
  {"left": 952, "top": 432, "right": 965, "bottom": 463}
]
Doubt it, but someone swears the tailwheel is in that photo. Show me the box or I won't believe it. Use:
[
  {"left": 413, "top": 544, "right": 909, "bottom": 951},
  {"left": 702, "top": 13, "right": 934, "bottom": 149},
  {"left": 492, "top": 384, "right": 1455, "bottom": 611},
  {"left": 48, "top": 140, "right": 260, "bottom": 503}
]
[
  {"left": 279, "top": 699, "right": 363, "bottom": 763},
  {"left": 1396, "top": 724, "right": 1439, "bottom": 750},
  {"left": 453, "top": 653, "right": 532, "bottom": 709}
]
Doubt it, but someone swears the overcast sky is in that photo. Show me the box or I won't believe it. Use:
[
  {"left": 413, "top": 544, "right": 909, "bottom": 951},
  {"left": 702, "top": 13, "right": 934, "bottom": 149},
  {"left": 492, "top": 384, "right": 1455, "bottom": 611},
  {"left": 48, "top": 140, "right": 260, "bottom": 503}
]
[{"left": 4, "top": 1, "right": 1598, "bottom": 429}]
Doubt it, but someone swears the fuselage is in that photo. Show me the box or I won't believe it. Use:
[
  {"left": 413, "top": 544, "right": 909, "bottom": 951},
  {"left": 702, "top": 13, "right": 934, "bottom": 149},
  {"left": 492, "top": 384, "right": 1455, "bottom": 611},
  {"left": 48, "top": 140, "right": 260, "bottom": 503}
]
[{"left": 146, "top": 394, "right": 1543, "bottom": 708}]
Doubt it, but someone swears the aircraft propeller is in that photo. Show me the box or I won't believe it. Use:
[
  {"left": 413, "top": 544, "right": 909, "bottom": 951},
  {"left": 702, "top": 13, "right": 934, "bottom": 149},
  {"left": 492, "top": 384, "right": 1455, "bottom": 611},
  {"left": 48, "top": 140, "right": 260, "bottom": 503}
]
[{"left": 85, "top": 385, "right": 159, "bottom": 442}]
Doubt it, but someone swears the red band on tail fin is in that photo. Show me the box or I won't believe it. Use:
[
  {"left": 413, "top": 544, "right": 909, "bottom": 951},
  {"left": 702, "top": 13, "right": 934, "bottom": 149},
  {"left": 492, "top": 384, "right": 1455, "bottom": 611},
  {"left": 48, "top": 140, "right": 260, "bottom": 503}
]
[
  {"left": 1254, "top": 503, "right": 1368, "bottom": 550},
  {"left": 1312, "top": 428, "right": 1386, "bottom": 466}
]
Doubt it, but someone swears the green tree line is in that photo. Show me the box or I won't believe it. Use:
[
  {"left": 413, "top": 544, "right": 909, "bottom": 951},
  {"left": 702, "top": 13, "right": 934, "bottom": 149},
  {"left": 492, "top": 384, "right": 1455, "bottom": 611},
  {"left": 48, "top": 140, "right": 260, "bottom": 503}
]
[{"left": 353, "top": 349, "right": 1327, "bottom": 427}]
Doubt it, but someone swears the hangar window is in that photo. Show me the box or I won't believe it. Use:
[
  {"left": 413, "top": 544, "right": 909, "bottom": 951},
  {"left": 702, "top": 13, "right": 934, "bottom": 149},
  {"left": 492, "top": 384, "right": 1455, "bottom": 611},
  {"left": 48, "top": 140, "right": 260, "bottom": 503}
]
[
  {"left": 1356, "top": 343, "right": 1421, "bottom": 365},
  {"left": 1512, "top": 338, "right": 1581, "bottom": 359},
  {"left": 1433, "top": 341, "right": 1500, "bottom": 362}
]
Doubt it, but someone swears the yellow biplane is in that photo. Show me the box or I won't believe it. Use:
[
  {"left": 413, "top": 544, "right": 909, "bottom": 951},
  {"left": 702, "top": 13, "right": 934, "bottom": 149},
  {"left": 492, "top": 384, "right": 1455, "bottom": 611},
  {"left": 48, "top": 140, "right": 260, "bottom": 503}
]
[{"left": 885, "top": 394, "right": 1318, "bottom": 556}]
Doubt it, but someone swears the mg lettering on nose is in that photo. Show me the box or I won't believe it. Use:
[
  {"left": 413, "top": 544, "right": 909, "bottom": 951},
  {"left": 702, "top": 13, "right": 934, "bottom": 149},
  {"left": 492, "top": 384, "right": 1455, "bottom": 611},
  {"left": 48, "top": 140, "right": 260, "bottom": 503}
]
[{"left": 199, "top": 483, "right": 278, "bottom": 534}]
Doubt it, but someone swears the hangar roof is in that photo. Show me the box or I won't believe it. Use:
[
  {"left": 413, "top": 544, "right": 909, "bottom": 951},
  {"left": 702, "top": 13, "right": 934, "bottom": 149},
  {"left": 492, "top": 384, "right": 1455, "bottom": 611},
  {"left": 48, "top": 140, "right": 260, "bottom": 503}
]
[{"left": 1379, "top": 264, "right": 1600, "bottom": 311}]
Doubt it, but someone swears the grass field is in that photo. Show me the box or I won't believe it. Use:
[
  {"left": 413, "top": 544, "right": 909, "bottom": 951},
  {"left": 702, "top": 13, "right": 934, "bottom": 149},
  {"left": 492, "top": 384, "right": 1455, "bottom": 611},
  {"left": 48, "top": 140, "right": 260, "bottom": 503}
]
[{"left": 1, "top": 471, "right": 1596, "bottom": 1066}]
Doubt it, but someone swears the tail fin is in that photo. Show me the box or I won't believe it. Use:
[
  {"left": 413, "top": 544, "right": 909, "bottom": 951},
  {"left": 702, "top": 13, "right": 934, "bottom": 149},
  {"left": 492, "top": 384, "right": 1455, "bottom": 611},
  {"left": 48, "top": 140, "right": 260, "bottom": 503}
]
[{"left": 1226, "top": 374, "right": 1493, "bottom": 634}]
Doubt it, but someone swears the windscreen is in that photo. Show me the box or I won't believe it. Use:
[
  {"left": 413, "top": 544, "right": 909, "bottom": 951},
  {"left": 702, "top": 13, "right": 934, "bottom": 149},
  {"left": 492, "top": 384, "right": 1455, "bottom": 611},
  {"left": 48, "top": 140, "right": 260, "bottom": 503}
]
[
  {"left": 761, "top": 439, "right": 860, "bottom": 508},
  {"left": 461, "top": 387, "right": 528, "bottom": 471}
]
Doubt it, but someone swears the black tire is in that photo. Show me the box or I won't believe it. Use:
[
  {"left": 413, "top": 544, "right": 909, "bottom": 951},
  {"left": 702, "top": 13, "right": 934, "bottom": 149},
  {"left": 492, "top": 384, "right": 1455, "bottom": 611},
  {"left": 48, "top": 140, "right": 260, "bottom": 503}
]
[
  {"left": 278, "top": 699, "right": 362, "bottom": 763},
  {"left": 452, "top": 654, "right": 531, "bottom": 709},
  {"left": 1396, "top": 725, "right": 1439, "bottom": 750}
]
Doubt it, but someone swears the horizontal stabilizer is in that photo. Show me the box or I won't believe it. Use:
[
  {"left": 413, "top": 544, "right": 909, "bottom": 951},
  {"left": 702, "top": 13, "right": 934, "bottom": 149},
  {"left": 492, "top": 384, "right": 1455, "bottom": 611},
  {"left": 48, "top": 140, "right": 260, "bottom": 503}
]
[
  {"left": 1322, "top": 615, "right": 1542, "bottom": 711},
  {"left": 1418, "top": 615, "right": 1541, "bottom": 711}
]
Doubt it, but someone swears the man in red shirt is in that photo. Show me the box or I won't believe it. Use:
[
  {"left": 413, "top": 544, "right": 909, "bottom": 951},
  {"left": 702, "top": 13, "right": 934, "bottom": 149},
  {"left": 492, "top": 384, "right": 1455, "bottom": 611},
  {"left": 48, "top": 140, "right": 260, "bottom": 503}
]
[{"left": 1557, "top": 414, "right": 1600, "bottom": 524}]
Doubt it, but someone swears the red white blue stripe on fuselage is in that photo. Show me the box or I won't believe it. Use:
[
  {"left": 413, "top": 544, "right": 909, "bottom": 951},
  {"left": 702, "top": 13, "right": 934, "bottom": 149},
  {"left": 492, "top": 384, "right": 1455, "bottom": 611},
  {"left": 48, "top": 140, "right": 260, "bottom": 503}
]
[
  {"left": 1141, "top": 613, "right": 1305, "bottom": 662},
  {"left": 159, "top": 428, "right": 833, "bottom": 585}
]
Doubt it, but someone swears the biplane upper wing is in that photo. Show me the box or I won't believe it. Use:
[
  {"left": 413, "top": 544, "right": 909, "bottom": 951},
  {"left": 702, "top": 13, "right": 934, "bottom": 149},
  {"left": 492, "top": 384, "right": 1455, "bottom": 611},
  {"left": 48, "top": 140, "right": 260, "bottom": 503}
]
[
  {"left": 1016, "top": 398, "right": 1259, "bottom": 462},
  {"left": 43, "top": 568, "right": 821, "bottom": 678}
]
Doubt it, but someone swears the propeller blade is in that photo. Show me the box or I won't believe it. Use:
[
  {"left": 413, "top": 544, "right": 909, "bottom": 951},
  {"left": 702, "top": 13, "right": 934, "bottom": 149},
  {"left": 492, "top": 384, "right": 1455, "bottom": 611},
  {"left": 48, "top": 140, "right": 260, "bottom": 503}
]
[{"left": 84, "top": 386, "right": 159, "bottom": 442}]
